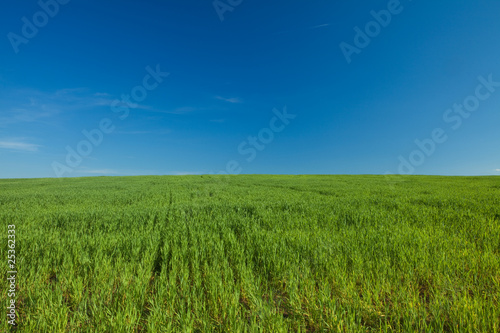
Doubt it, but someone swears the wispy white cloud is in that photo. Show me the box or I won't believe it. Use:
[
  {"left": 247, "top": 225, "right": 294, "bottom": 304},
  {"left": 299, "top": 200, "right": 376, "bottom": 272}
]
[
  {"left": 29, "top": 87, "right": 115, "bottom": 108},
  {"left": 495, "top": 169, "right": 500, "bottom": 172},
  {"left": 113, "top": 129, "right": 171, "bottom": 135},
  {"left": 0, "top": 88, "right": 108, "bottom": 126},
  {"left": 113, "top": 130, "right": 153, "bottom": 135},
  {"left": 93, "top": 92, "right": 111, "bottom": 97},
  {"left": 0, "top": 88, "right": 161, "bottom": 126},
  {"left": 308, "top": 23, "right": 330, "bottom": 30},
  {"left": 0, "top": 140, "right": 41, "bottom": 152},
  {"left": 78, "top": 169, "right": 120, "bottom": 175},
  {"left": 140, "top": 106, "right": 202, "bottom": 115},
  {"left": 273, "top": 23, "right": 331, "bottom": 35},
  {"left": 0, "top": 107, "right": 60, "bottom": 124},
  {"left": 215, "top": 96, "right": 243, "bottom": 104},
  {"left": 52, "top": 88, "right": 117, "bottom": 108},
  {"left": 173, "top": 171, "right": 203, "bottom": 176},
  {"left": 171, "top": 106, "right": 199, "bottom": 113},
  {"left": 210, "top": 119, "right": 225, "bottom": 123}
]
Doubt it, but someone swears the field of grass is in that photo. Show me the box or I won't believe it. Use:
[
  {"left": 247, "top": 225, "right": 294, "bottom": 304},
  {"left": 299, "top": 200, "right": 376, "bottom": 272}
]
[{"left": 1, "top": 175, "right": 499, "bottom": 332}]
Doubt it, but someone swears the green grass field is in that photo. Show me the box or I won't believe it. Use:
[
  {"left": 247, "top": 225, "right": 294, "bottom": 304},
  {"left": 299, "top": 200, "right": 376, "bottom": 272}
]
[{"left": 1, "top": 175, "right": 499, "bottom": 332}]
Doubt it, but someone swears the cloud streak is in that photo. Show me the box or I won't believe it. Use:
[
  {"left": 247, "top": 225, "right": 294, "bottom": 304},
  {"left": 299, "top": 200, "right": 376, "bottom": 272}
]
[
  {"left": 273, "top": 23, "right": 331, "bottom": 35},
  {"left": 307, "top": 23, "right": 331, "bottom": 30},
  {"left": 0, "top": 140, "right": 41, "bottom": 152},
  {"left": 0, "top": 88, "right": 161, "bottom": 126},
  {"left": 173, "top": 171, "right": 203, "bottom": 175},
  {"left": 78, "top": 169, "right": 120, "bottom": 175},
  {"left": 139, "top": 106, "right": 203, "bottom": 115},
  {"left": 112, "top": 129, "right": 171, "bottom": 135},
  {"left": 215, "top": 96, "right": 243, "bottom": 104}
]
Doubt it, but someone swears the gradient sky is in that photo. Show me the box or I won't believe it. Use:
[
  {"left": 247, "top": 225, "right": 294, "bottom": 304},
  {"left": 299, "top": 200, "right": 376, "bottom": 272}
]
[{"left": 1, "top": 0, "right": 500, "bottom": 178}]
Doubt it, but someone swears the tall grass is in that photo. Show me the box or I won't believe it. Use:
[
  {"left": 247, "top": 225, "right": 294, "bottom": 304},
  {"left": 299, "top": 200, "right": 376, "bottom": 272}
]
[{"left": 1, "top": 175, "right": 499, "bottom": 332}]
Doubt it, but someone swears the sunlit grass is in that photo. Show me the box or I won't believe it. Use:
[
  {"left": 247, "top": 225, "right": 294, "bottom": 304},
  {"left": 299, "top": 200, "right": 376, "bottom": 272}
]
[{"left": 1, "top": 175, "right": 499, "bottom": 332}]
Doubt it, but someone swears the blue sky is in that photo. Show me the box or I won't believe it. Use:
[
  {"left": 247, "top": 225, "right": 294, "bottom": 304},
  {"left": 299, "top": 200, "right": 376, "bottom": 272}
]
[{"left": 1, "top": 0, "right": 500, "bottom": 178}]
